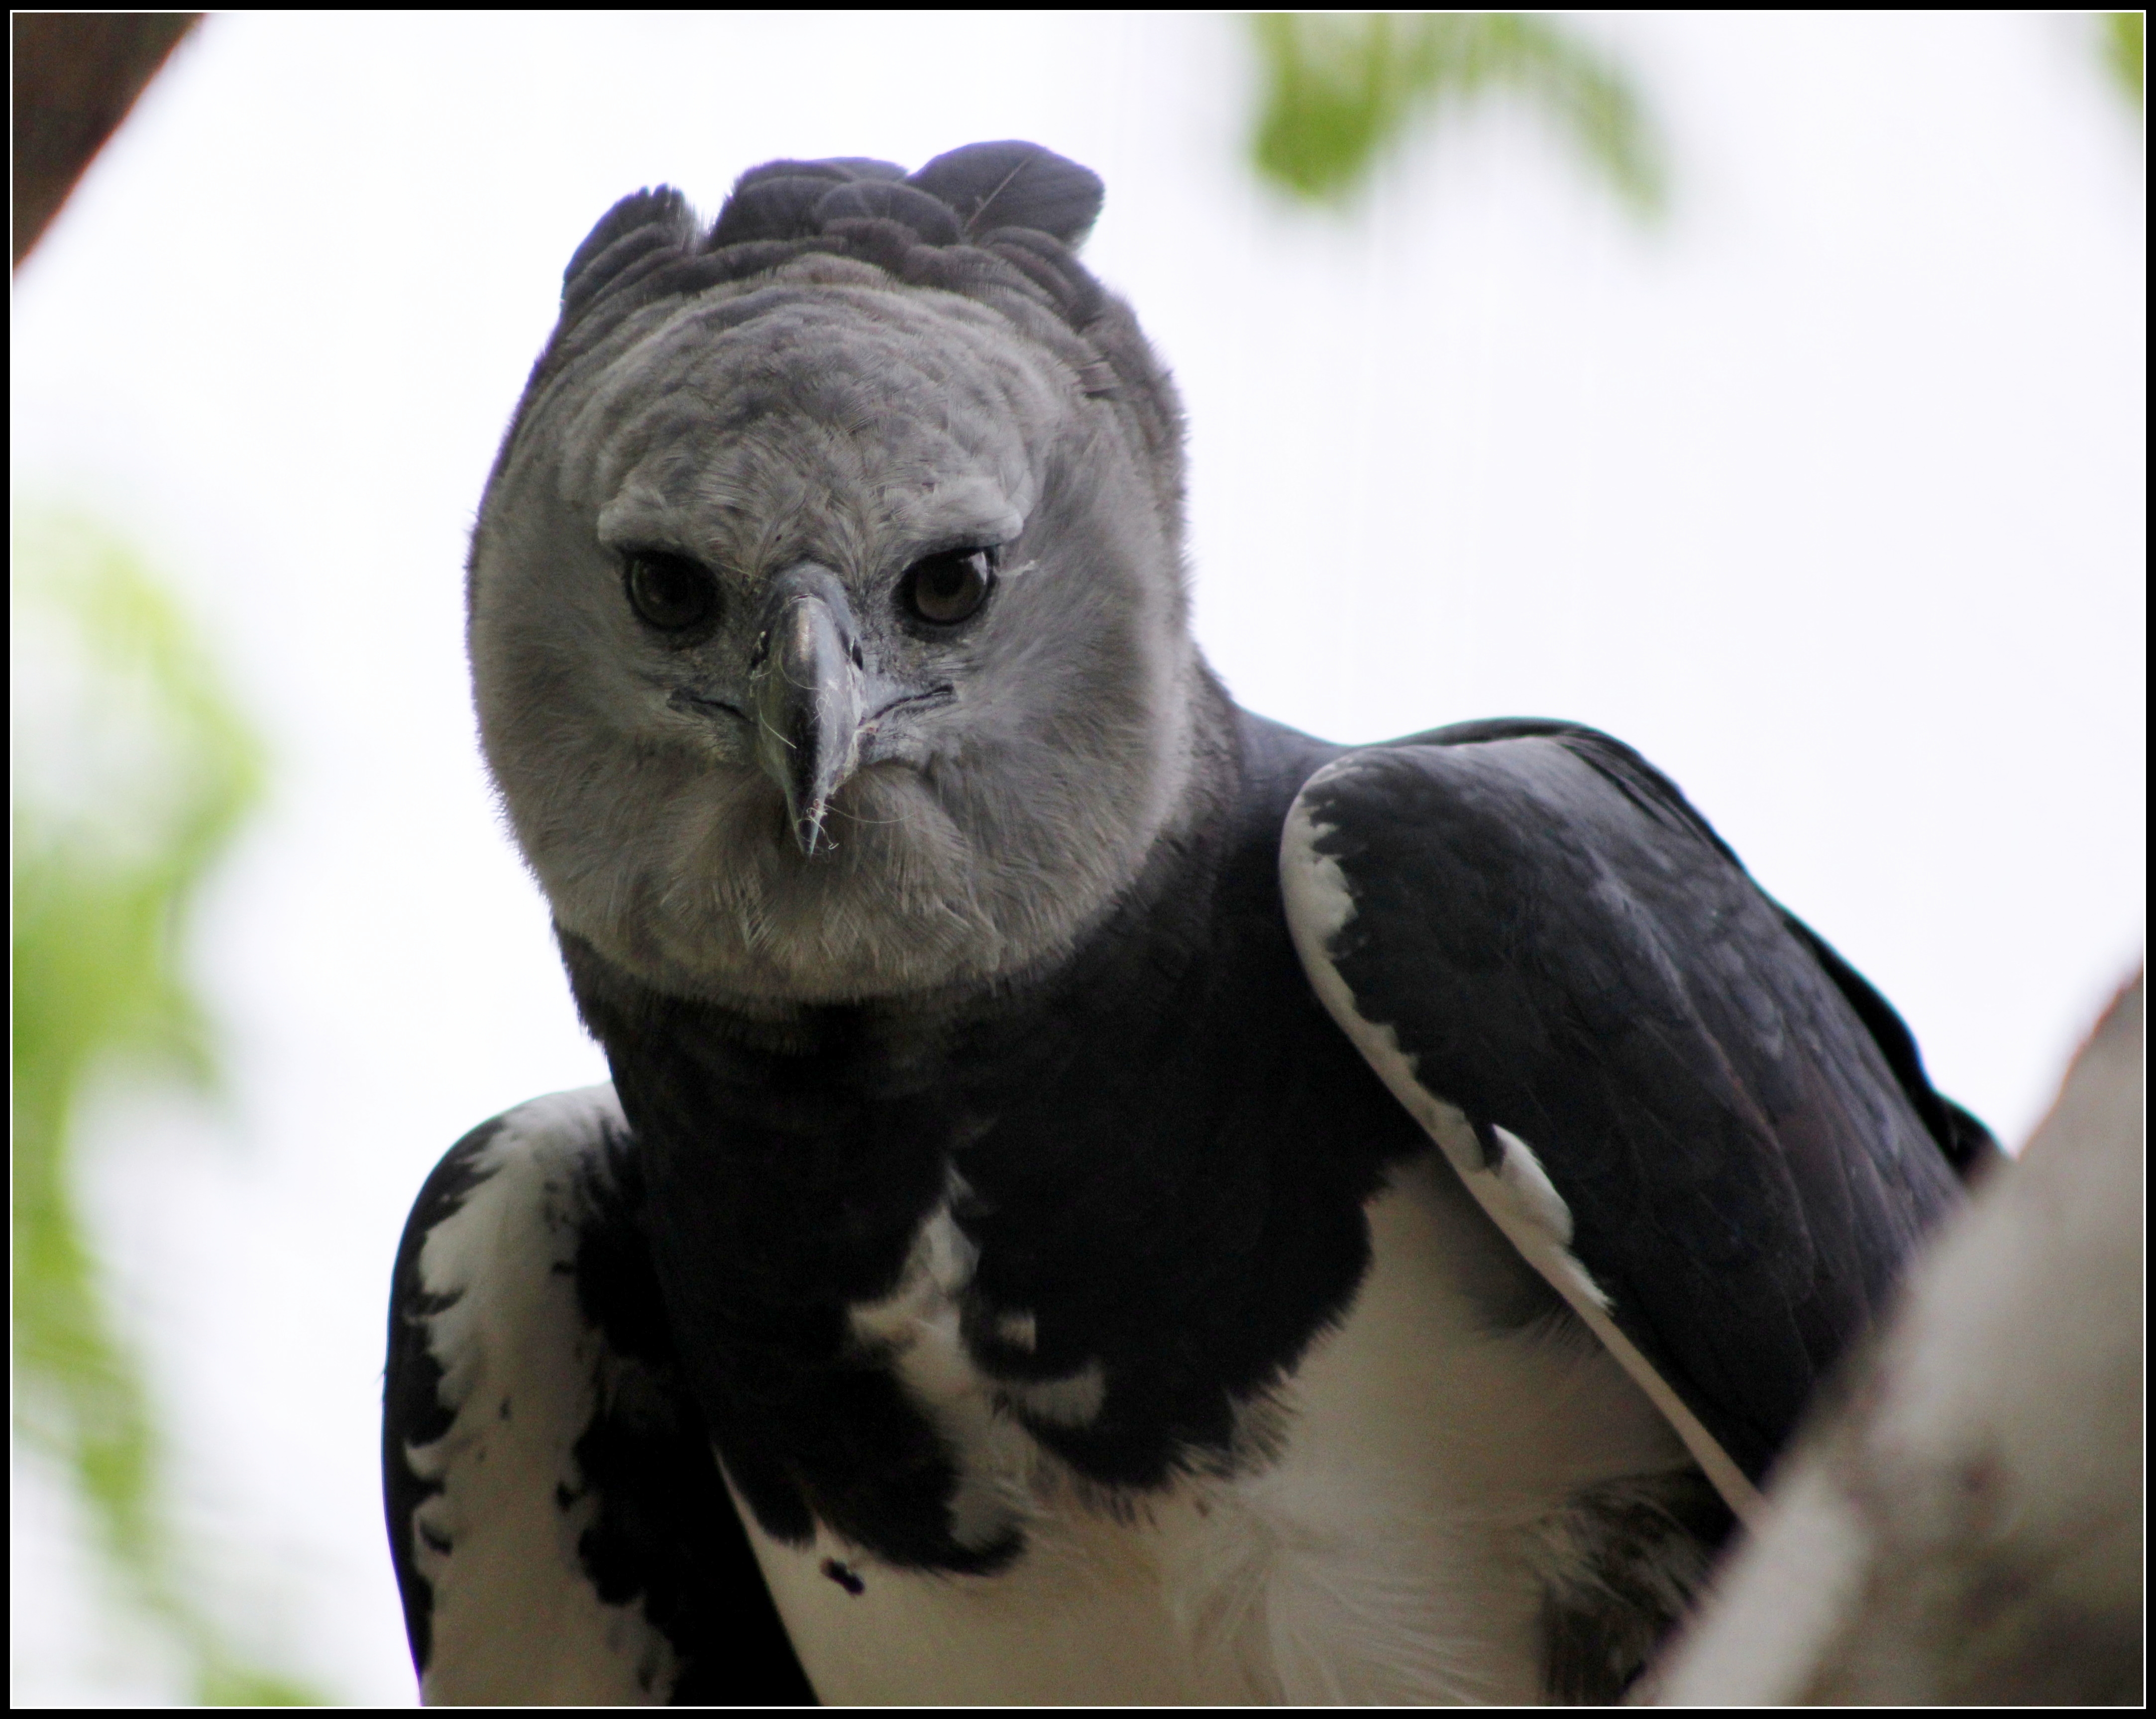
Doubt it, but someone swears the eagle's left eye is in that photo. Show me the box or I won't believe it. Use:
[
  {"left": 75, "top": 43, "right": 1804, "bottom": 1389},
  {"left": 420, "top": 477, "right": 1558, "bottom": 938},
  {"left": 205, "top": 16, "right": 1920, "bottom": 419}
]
[{"left": 624, "top": 551, "right": 720, "bottom": 636}]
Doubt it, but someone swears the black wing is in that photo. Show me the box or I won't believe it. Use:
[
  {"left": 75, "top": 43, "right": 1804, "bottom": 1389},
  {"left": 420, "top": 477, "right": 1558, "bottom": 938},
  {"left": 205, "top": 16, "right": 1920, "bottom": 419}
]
[
  {"left": 1279, "top": 719, "right": 1980, "bottom": 1500},
  {"left": 383, "top": 1086, "right": 814, "bottom": 1705}
]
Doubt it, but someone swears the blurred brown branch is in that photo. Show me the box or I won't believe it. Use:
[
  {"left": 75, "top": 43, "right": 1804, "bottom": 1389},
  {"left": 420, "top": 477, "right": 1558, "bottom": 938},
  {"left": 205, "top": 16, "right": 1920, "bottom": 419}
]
[{"left": 12, "top": 11, "right": 201, "bottom": 267}]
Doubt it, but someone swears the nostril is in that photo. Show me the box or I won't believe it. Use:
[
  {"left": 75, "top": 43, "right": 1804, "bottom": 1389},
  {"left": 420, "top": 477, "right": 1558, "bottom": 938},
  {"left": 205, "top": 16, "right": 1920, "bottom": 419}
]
[{"left": 850, "top": 641, "right": 865, "bottom": 671}]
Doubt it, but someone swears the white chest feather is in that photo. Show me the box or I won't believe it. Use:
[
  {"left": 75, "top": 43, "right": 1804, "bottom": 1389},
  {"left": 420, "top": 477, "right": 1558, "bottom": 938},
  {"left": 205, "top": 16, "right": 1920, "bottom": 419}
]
[{"left": 742, "top": 1153, "right": 1691, "bottom": 1705}]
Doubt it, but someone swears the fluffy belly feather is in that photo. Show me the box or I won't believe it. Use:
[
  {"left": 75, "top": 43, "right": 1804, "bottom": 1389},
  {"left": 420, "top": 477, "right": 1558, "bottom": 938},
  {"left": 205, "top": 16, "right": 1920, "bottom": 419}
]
[{"left": 740, "top": 1152, "right": 1693, "bottom": 1705}]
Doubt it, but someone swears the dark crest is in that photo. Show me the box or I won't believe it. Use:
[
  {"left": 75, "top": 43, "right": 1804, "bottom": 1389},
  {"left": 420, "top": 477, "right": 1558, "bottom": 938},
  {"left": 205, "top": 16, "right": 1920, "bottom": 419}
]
[
  {"left": 556, "top": 141, "right": 1109, "bottom": 338},
  {"left": 523, "top": 140, "right": 1181, "bottom": 539}
]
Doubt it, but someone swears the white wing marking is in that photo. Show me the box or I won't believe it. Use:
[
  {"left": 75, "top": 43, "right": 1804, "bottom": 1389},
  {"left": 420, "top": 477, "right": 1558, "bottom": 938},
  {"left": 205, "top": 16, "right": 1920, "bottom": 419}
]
[
  {"left": 1281, "top": 771, "right": 1764, "bottom": 1524},
  {"left": 405, "top": 1083, "right": 682, "bottom": 1703}
]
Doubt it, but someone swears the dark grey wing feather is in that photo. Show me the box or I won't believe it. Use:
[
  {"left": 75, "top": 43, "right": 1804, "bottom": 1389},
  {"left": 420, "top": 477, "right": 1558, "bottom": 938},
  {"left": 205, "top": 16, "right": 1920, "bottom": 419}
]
[
  {"left": 383, "top": 1088, "right": 814, "bottom": 1705},
  {"left": 1384, "top": 717, "right": 2002, "bottom": 1181},
  {"left": 1280, "top": 722, "right": 1970, "bottom": 1490}
]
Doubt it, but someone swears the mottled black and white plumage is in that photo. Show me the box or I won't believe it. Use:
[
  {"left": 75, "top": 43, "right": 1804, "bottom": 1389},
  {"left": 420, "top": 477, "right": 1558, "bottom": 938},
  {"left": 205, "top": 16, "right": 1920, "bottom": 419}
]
[{"left": 383, "top": 141, "right": 1997, "bottom": 1705}]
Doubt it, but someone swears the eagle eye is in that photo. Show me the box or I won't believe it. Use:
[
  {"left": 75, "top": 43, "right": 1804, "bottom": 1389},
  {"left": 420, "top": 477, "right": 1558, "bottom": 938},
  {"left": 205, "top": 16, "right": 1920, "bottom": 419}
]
[
  {"left": 903, "top": 548, "right": 995, "bottom": 626},
  {"left": 624, "top": 550, "right": 720, "bottom": 636}
]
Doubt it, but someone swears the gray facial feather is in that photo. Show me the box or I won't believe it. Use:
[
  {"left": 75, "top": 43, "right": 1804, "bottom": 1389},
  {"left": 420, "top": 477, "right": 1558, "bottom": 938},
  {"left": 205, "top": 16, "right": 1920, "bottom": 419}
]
[{"left": 471, "top": 204, "right": 1204, "bottom": 1007}]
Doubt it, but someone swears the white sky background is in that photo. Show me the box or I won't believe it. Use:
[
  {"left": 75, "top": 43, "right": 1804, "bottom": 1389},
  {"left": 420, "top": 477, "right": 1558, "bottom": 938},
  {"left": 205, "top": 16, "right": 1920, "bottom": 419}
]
[{"left": 10, "top": 11, "right": 2144, "bottom": 1704}]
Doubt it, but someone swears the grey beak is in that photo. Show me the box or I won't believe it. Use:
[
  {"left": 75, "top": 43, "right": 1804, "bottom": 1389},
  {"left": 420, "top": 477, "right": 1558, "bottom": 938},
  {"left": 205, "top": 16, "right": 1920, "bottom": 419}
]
[{"left": 750, "top": 570, "right": 865, "bottom": 858}]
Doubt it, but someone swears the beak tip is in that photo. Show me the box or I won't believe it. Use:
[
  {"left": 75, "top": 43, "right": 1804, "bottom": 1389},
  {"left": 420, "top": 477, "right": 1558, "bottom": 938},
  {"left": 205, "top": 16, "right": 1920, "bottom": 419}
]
[
  {"left": 751, "top": 580, "right": 864, "bottom": 860},
  {"left": 792, "top": 803, "right": 836, "bottom": 859}
]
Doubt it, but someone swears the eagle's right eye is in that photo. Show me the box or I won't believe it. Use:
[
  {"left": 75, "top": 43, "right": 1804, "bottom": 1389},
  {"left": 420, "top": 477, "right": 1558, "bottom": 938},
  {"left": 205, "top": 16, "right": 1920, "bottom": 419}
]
[
  {"left": 902, "top": 547, "right": 995, "bottom": 626},
  {"left": 624, "top": 551, "right": 720, "bottom": 636}
]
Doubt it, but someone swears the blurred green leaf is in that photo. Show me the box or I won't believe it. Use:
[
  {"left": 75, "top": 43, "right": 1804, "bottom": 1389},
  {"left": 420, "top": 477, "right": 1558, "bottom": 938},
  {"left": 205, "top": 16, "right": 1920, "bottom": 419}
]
[
  {"left": 12, "top": 512, "right": 318, "bottom": 1704},
  {"left": 1249, "top": 11, "right": 1665, "bottom": 215},
  {"left": 2099, "top": 12, "right": 2143, "bottom": 111}
]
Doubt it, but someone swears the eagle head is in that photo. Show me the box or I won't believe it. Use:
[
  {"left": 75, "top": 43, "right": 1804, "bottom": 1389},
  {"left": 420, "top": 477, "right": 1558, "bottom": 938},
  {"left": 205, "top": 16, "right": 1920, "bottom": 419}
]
[{"left": 468, "top": 143, "right": 1209, "bottom": 1006}]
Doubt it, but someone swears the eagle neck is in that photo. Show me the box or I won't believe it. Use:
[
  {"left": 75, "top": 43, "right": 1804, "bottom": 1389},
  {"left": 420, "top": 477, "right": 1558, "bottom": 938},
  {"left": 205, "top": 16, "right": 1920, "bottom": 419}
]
[{"left": 552, "top": 693, "right": 1412, "bottom": 1567}]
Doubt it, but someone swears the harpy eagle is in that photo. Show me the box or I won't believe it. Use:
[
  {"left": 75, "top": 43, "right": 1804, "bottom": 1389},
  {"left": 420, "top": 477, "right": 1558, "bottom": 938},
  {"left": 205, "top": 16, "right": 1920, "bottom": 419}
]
[{"left": 383, "top": 141, "right": 1997, "bottom": 1705}]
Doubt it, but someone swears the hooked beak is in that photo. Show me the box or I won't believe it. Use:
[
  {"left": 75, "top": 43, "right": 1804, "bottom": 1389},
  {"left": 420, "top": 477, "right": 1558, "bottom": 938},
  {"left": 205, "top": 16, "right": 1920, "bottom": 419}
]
[{"left": 749, "top": 570, "right": 864, "bottom": 858}]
